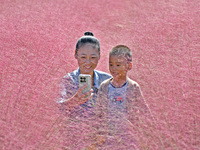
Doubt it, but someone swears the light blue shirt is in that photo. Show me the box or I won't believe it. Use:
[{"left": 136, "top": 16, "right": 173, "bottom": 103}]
[
  {"left": 108, "top": 81, "right": 128, "bottom": 135},
  {"left": 57, "top": 68, "right": 112, "bottom": 118}
]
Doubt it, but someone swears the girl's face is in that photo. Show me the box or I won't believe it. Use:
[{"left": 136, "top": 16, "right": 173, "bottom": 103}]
[{"left": 75, "top": 44, "right": 100, "bottom": 75}]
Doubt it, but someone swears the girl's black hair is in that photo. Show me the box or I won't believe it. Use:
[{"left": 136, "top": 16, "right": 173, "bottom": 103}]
[{"left": 75, "top": 32, "right": 100, "bottom": 54}]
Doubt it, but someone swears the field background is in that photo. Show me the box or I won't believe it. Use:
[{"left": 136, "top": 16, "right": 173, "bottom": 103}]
[{"left": 1, "top": 0, "right": 200, "bottom": 149}]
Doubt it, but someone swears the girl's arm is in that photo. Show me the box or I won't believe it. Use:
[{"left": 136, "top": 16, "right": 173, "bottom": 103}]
[
  {"left": 57, "top": 75, "right": 93, "bottom": 111},
  {"left": 64, "top": 85, "right": 93, "bottom": 110}
]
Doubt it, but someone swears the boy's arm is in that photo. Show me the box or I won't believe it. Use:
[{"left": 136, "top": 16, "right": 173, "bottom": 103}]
[
  {"left": 135, "top": 85, "right": 152, "bottom": 117},
  {"left": 128, "top": 84, "right": 156, "bottom": 149},
  {"left": 127, "top": 83, "right": 154, "bottom": 128},
  {"left": 127, "top": 83, "right": 152, "bottom": 119}
]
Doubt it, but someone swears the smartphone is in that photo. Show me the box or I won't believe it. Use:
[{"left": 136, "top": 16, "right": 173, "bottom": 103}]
[{"left": 79, "top": 74, "right": 91, "bottom": 94}]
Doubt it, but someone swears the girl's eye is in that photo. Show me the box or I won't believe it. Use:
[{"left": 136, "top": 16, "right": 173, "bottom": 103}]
[
  {"left": 109, "top": 64, "right": 113, "bottom": 66},
  {"left": 117, "top": 65, "right": 120, "bottom": 66},
  {"left": 81, "top": 57, "right": 86, "bottom": 59},
  {"left": 91, "top": 57, "right": 96, "bottom": 59}
]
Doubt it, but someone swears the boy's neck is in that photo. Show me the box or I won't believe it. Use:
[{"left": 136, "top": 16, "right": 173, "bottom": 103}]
[{"left": 111, "top": 76, "right": 127, "bottom": 88}]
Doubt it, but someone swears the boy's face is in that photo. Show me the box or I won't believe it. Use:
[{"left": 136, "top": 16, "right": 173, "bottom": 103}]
[{"left": 109, "top": 55, "right": 132, "bottom": 80}]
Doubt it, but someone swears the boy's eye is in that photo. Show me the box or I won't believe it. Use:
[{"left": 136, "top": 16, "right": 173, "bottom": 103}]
[
  {"left": 117, "top": 65, "right": 120, "bottom": 66},
  {"left": 81, "top": 57, "right": 86, "bottom": 59},
  {"left": 91, "top": 57, "right": 96, "bottom": 59},
  {"left": 109, "top": 64, "right": 113, "bottom": 66}
]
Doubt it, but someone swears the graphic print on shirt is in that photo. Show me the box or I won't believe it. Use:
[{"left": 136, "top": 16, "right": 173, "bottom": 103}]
[{"left": 110, "top": 93, "right": 124, "bottom": 103}]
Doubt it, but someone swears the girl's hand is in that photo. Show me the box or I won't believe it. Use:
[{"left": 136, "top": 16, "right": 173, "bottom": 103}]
[{"left": 73, "top": 85, "right": 94, "bottom": 105}]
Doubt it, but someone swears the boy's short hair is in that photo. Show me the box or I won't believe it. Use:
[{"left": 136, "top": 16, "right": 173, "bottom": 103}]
[{"left": 110, "top": 45, "right": 132, "bottom": 62}]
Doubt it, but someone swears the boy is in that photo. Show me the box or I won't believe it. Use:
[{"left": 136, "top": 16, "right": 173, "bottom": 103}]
[{"left": 94, "top": 45, "right": 151, "bottom": 149}]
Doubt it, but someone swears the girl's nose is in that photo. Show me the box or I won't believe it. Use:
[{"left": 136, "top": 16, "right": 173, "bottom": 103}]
[{"left": 85, "top": 58, "right": 91, "bottom": 64}]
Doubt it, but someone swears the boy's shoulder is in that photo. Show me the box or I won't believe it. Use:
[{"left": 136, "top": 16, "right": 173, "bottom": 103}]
[
  {"left": 126, "top": 78, "right": 142, "bottom": 93},
  {"left": 127, "top": 78, "right": 140, "bottom": 87},
  {"left": 98, "top": 78, "right": 111, "bottom": 95},
  {"left": 99, "top": 78, "right": 140, "bottom": 87}
]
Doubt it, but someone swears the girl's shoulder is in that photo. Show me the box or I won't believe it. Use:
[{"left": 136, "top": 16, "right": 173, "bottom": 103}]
[
  {"left": 94, "top": 70, "right": 112, "bottom": 78},
  {"left": 61, "top": 69, "right": 79, "bottom": 84},
  {"left": 94, "top": 70, "right": 112, "bottom": 85},
  {"left": 101, "top": 78, "right": 111, "bottom": 85}
]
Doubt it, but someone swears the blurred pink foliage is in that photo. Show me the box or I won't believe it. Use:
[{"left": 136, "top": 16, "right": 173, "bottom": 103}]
[{"left": 1, "top": 0, "right": 199, "bottom": 149}]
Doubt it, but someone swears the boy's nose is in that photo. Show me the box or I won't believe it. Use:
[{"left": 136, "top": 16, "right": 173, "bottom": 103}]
[{"left": 111, "top": 66, "right": 117, "bottom": 70}]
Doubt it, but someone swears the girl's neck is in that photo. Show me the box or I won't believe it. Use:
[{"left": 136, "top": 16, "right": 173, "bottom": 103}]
[
  {"left": 80, "top": 70, "right": 94, "bottom": 78},
  {"left": 111, "top": 76, "right": 127, "bottom": 88}
]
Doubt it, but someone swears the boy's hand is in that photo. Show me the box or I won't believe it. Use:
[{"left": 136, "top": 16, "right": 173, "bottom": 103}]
[
  {"left": 96, "top": 134, "right": 105, "bottom": 145},
  {"left": 86, "top": 135, "right": 105, "bottom": 150},
  {"left": 86, "top": 143, "right": 97, "bottom": 150}
]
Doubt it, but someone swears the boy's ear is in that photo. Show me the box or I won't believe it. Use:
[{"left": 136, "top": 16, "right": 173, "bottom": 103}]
[{"left": 128, "top": 62, "right": 133, "bottom": 70}]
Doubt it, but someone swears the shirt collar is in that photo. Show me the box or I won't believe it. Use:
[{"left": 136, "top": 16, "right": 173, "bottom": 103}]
[
  {"left": 77, "top": 68, "right": 81, "bottom": 75},
  {"left": 93, "top": 70, "right": 99, "bottom": 88},
  {"left": 109, "top": 79, "right": 128, "bottom": 88}
]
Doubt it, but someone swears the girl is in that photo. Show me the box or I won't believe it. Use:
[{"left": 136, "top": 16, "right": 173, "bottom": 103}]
[
  {"left": 58, "top": 32, "right": 111, "bottom": 115},
  {"left": 57, "top": 32, "right": 111, "bottom": 149}
]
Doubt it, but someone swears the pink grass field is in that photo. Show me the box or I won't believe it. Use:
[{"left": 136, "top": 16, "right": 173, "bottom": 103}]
[{"left": 0, "top": 0, "right": 200, "bottom": 149}]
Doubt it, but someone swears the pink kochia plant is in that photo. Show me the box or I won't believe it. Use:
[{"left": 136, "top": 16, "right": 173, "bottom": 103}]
[{"left": 1, "top": 0, "right": 199, "bottom": 149}]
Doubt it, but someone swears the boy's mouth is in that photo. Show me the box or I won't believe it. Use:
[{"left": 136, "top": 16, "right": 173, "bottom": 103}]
[{"left": 111, "top": 72, "right": 118, "bottom": 76}]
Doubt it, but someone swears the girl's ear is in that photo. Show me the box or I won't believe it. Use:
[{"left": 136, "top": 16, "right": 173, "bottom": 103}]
[
  {"left": 74, "top": 52, "right": 78, "bottom": 59},
  {"left": 128, "top": 62, "right": 133, "bottom": 70},
  {"left": 98, "top": 54, "right": 101, "bottom": 60}
]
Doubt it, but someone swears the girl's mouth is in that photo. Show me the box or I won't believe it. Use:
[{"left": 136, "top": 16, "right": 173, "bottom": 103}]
[{"left": 84, "top": 66, "right": 92, "bottom": 70}]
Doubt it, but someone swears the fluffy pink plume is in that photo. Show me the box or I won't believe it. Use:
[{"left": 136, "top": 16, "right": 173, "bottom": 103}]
[{"left": 1, "top": 0, "right": 199, "bottom": 149}]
